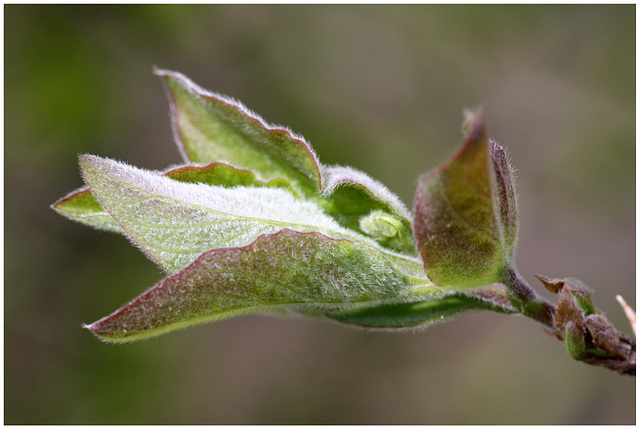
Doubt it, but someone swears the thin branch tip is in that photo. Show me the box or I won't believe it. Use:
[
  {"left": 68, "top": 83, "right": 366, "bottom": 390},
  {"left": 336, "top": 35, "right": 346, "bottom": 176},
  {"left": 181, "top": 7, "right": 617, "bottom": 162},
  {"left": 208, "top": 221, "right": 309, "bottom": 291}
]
[{"left": 616, "top": 295, "right": 636, "bottom": 336}]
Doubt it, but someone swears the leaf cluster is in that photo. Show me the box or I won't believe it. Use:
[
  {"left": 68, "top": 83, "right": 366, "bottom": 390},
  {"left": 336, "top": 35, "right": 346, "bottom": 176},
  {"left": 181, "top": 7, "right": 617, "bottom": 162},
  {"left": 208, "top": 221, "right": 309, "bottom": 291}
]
[{"left": 52, "top": 70, "right": 634, "bottom": 375}]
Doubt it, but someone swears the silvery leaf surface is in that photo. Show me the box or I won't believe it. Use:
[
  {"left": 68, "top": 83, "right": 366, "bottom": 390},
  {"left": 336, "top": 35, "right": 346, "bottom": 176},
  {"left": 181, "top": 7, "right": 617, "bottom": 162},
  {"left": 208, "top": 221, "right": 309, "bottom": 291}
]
[{"left": 80, "top": 155, "right": 376, "bottom": 273}]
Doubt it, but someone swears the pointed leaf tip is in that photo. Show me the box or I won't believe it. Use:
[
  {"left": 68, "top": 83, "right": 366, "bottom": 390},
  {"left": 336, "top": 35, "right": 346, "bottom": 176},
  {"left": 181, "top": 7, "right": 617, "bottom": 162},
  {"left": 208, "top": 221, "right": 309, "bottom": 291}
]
[
  {"left": 462, "top": 108, "right": 487, "bottom": 143},
  {"left": 413, "top": 111, "right": 519, "bottom": 288},
  {"left": 535, "top": 274, "right": 564, "bottom": 294},
  {"left": 51, "top": 186, "right": 123, "bottom": 233}
]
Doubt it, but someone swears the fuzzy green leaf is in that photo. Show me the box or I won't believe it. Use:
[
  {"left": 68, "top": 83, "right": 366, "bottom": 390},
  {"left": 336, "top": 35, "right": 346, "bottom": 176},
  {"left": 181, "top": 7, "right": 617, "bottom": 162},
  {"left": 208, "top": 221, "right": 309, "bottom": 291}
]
[
  {"left": 320, "top": 165, "right": 416, "bottom": 254},
  {"left": 157, "top": 69, "right": 322, "bottom": 198},
  {"left": 157, "top": 69, "right": 417, "bottom": 254},
  {"left": 52, "top": 162, "right": 301, "bottom": 233},
  {"left": 86, "top": 229, "right": 408, "bottom": 342},
  {"left": 79, "top": 155, "right": 379, "bottom": 273},
  {"left": 413, "top": 110, "right": 519, "bottom": 288},
  {"left": 166, "top": 162, "right": 301, "bottom": 197}
]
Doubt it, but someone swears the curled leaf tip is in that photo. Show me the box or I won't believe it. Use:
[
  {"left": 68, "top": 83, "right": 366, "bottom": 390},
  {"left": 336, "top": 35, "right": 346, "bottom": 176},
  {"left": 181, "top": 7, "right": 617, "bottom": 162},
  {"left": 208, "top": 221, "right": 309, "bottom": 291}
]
[{"left": 535, "top": 274, "right": 564, "bottom": 293}]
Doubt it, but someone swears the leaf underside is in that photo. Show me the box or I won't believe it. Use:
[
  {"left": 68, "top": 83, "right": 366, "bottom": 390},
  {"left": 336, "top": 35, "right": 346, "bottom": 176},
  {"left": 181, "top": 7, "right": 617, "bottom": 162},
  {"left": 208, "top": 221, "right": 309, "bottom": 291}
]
[
  {"left": 86, "top": 229, "right": 408, "bottom": 342},
  {"left": 51, "top": 162, "right": 302, "bottom": 233}
]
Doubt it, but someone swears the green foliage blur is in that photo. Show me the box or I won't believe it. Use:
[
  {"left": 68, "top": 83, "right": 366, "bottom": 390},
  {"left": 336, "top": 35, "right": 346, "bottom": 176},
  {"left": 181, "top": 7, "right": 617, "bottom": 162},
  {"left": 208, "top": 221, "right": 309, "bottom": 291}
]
[{"left": 5, "top": 4, "right": 634, "bottom": 424}]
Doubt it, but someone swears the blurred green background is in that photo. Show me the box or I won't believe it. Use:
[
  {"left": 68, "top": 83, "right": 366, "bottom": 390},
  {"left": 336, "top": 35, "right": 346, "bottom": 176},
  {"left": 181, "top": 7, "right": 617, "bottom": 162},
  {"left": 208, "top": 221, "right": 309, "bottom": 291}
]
[{"left": 5, "top": 4, "right": 635, "bottom": 424}]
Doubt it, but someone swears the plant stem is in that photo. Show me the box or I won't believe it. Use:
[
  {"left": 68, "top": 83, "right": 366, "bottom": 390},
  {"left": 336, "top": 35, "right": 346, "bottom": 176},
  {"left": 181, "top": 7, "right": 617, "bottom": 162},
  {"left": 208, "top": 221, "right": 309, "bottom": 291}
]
[{"left": 504, "top": 267, "right": 556, "bottom": 330}]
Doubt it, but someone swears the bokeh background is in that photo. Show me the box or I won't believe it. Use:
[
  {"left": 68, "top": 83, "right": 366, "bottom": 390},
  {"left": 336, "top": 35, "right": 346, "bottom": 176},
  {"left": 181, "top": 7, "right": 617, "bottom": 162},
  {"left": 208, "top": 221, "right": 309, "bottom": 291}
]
[{"left": 5, "top": 4, "right": 635, "bottom": 424}]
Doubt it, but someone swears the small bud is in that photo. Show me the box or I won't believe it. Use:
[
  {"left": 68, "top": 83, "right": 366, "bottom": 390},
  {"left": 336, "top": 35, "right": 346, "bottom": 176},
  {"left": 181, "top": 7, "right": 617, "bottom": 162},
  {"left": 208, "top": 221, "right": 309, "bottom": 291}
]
[
  {"left": 360, "top": 210, "right": 403, "bottom": 238},
  {"left": 359, "top": 210, "right": 415, "bottom": 252},
  {"left": 554, "top": 286, "right": 585, "bottom": 337},
  {"left": 585, "top": 314, "right": 634, "bottom": 360},
  {"left": 537, "top": 275, "right": 595, "bottom": 315},
  {"left": 563, "top": 321, "right": 586, "bottom": 360}
]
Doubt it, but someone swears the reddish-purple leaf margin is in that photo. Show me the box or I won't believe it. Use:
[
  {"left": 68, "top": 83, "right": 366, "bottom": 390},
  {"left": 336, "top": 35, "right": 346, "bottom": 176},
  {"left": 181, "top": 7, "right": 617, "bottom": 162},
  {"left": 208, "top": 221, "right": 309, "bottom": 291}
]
[
  {"left": 85, "top": 228, "right": 406, "bottom": 342},
  {"left": 413, "top": 110, "right": 519, "bottom": 287},
  {"left": 156, "top": 68, "right": 324, "bottom": 193}
]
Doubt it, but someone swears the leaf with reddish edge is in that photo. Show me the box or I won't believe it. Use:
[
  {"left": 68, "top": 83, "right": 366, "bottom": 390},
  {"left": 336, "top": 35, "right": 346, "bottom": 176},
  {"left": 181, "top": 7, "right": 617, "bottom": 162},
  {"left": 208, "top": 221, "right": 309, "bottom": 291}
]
[
  {"left": 166, "top": 162, "right": 301, "bottom": 197},
  {"left": 156, "top": 69, "right": 322, "bottom": 198},
  {"left": 413, "top": 109, "right": 519, "bottom": 288},
  {"left": 85, "top": 229, "right": 408, "bottom": 342},
  {"left": 79, "top": 155, "right": 367, "bottom": 273},
  {"left": 57, "top": 70, "right": 420, "bottom": 256}
]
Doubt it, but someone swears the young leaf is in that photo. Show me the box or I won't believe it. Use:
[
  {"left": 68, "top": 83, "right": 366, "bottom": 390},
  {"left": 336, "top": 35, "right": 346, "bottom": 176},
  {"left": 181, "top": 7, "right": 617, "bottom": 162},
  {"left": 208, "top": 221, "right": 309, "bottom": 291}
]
[
  {"left": 321, "top": 165, "right": 415, "bottom": 254},
  {"left": 359, "top": 210, "right": 414, "bottom": 254},
  {"left": 554, "top": 285, "right": 587, "bottom": 359},
  {"left": 158, "top": 69, "right": 416, "bottom": 254},
  {"left": 86, "top": 229, "right": 408, "bottom": 342},
  {"left": 79, "top": 155, "right": 376, "bottom": 273},
  {"left": 157, "top": 69, "right": 322, "bottom": 197},
  {"left": 536, "top": 275, "right": 596, "bottom": 316},
  {"left": 413, "top": 110, "right": 519, "bottom": 288}
]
